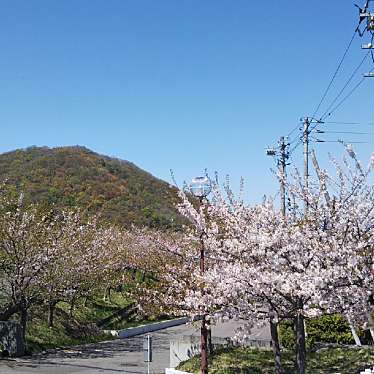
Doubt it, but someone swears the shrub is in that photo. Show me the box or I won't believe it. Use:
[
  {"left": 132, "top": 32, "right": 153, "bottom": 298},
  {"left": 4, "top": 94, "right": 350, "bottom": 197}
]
[{"left": 279, "top": 314, "right": 366, "bottom": 350}]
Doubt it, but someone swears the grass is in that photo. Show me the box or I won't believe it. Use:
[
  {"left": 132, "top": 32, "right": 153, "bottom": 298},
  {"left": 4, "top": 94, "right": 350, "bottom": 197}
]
[
  {"left": 25, "top": 292, "right": 170, "bottom": 353},
  {"left": 26, "top": 315, "right": 112, "bottom": 353},
  {"left": 178, "top": 346, "right": 374, "bottom": 374}
]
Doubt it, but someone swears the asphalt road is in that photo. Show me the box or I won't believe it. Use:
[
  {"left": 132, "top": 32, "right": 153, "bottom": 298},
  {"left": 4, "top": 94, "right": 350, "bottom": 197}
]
[{"left": 0, "top": 321, "right": 269, "bottom": 374}]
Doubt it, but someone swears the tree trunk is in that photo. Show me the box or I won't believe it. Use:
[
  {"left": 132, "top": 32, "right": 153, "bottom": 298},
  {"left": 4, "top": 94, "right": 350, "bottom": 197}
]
[
  {"left": 295, "top": 313, "right": 306, "bottom": 374},
  {"left": 207, "top": 320, "right": 213, "bottom": 355},
  {"left": 270, "top": 314, "right": 285, "bottom": 374},
  {"left": 20, "top": 308, "right": 28, "bottom": 343},
  {"left": 48, "top": 301, "right": 57, "bottom": 328},
  {"left": 103, "top": 286, "right": 112, "bottom": 302},
  {"left": 69, "top": 297, "right": 76, "bottom": 318},
  {"left": 347, "top": 316, "right": 362, "bottom": 346},
  {"left": 366, "top": 311, "right": 374, "bottom": 343},
  {"left": 369, "top": 327, "right": 374, "bottom": 343},
  {"left": 0, "top": 303, "right": 19, "bottom": 321},
  {"left": 141, "top": 272, "right": 146, "bottom": 282},
  {"left": 200, "top": 318, "right": 208, "bottom": 374}
]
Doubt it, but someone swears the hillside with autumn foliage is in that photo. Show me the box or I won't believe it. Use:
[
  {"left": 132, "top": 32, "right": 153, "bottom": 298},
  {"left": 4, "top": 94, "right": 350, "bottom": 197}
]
[{"left": 0, "top": 146, "right": 184, "bottom": 229}]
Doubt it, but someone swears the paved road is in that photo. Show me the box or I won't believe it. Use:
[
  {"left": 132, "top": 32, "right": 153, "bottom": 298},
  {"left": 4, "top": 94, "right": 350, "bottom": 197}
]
[{"left": 0, "top": 321, "right": 269, "bottom": 374}]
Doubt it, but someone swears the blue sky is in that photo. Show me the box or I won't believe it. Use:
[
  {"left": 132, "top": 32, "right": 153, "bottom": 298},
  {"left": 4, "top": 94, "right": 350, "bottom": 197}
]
[{"left": 0, "top": 0, "right": 373, "bottom": 202}]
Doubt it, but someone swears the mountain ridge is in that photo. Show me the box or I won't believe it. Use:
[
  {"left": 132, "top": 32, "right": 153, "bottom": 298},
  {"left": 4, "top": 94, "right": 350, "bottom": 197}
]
[{"left": 0, "top": 145, "right": 184, "bottom": 229}]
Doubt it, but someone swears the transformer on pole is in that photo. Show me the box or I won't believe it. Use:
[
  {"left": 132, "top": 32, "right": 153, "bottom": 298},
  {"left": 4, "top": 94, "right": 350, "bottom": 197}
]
[
  {"left": 266, "top": 137, "right": 290, "bottom": 218},
  {"left": 357, "top": 1, "right": 374, "bottom": 76}
]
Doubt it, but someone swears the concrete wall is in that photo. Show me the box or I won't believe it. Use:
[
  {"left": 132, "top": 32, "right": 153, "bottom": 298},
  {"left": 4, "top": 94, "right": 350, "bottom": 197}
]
[
  {"left": 165, "top": 368, "right": 192, "bottom": 374},
  {"left": 169, "top": 335, "right": 200, "bottom": 369},
  {"left": 0, "top": 321, "right": 25, "bottom": 357}
]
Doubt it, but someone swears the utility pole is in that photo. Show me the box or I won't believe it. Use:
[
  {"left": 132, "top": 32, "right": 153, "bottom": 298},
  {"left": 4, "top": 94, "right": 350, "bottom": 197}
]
[
  {"left": 278, "top": 136, "right": 289, "bottom": 218},
  {"left": 361, "top": 32, "right": 374, "bottom": 77},
  {"left": 266, "top": 138, "right": 289, "bottom": 219},
  {"left": 199, "top": 229, "right": 208, "bottom": 374},
  {"left": 311, "top": 149, "right": 330, "bottom": 206},
  {"left": 358, "top": 0, "right": 374, "bottom": 77},
  {"left": 190, "top": 176, "right": 211, "bottom": 374},
  {"left": 265, "top": 137, "right": 289, "bottom": 374},
  {"left": 303, "top": 117, "right": 310, "bottom": 211}
]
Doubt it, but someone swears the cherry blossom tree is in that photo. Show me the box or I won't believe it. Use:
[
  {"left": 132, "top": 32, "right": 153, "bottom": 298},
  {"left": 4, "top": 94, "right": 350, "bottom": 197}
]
[
  {"left": 38, "top": 213, "right": 126, "bottom": 326},
  {"left": 143, "top": 147, "right": 374, "bottom": 374},
  {"left": 0, "top": 186, "right": 136, "bottom": 335},
  {"left": 0, "top": 189, "right": 62, "bottom": 338},
  {"left": 201, "top": 148, "right": 374, "bottom": 374}
]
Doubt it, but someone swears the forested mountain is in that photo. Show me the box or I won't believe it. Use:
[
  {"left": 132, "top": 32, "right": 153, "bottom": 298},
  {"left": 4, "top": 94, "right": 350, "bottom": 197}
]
[{"left": 0, "top": 146, "right": 184, "bottom": 229}]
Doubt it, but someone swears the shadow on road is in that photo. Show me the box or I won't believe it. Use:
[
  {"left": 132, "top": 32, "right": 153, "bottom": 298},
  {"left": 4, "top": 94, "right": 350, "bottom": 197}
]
[{"left": 29, "top": 331, "right": 171, "bottom": 361}]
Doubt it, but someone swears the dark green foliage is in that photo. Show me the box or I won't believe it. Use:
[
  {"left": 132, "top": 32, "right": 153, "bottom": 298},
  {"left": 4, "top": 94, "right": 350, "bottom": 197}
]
[
  {"left": 279, "top": 320, "right": 297, "bottom": 350},
  {"left": 279, "top": 314, "right": 368, "bottom": 350},
  {"left": 306, "top": 314, "right": 360, "bottom": 346},
  {"left": 0, "top": 146, "right": 185, "bottom": 229}
]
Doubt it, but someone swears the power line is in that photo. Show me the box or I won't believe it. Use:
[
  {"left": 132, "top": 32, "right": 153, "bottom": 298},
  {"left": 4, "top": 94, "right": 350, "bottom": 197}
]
[
  {"left": 314, "top": 129, "right": 370, "bottom": 135},
  {"left": 323, "top": 121, "right": 360, "bottom": 124},
  {"left": 287, "top": 124, "right": 300, "bottom": 138},
  {"left": 313, "top": 139, "right": 368, "bottom": 144},
  {"left": 307, "top": 28, "right": 364, "bottom": 144},
  {"left": 289, "top": 137, "right": 303, "bottom": 157},
  {"left": 321, "top": 66, "right": 374, "bottom": 121},
  {"left": 311, "top": 28, "right": 359, "bottom": 120},
  {"left": 289, "top": 133, "right": 301, "bottom": 146},
  {"left": 323, "top": 121, "right": 374, "bottom": 125},
  {"left": 319, "top": 51, "right": 370, "bottom": 120},
  {"left": 277, "top": 9, "right": 372, "bottom": 171}
]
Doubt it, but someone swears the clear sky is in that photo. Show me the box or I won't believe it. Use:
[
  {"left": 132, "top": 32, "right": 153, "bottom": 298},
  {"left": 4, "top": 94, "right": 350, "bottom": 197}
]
[{"left": 1, "top": 0, "right": 373, "bottom": 202}]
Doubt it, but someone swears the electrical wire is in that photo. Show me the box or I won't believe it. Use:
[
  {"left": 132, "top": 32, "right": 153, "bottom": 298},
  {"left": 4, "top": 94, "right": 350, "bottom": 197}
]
[
  {"left": 288, "top": 138, "right": 303, "bottom": 157},
  {"left": 323, "top": 121, "right": 361, "bottom": 125},
  {"left": 311, "top": 28, "right": 359, "bottom": 120},
  {"left": 314, "top": 130, "right": 369, "bottom": 135},
  {"left": 321, "top": 66, "right": 374, "bottom": 121},
  {"left": 287, "top": 124, "right": 301, "bottom": 138},
  {"left": 323, "top": 121, "right": 374, "bottom": 125},
  {"left": 319, "top": 51, "right": 370, "bottom": 120},
  {"left": 288, "top": 132, "right": 301, "bottom": 146},
  {"left": 313, "top": 139, "right": 368, "bottom": 144},
  {"left": 278, "top": 15, "right": 371, "bottom": 162}
]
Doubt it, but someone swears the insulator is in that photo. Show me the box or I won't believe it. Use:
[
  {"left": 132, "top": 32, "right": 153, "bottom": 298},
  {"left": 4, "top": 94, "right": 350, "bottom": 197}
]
[{"left": 368, "top": 13, "right": 374, "bottom": 30}]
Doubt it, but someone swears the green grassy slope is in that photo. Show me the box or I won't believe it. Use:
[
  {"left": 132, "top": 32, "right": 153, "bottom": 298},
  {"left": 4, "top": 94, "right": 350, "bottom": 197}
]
[{"left": 26, "top": 293, "right": 166, "bottom": 353}]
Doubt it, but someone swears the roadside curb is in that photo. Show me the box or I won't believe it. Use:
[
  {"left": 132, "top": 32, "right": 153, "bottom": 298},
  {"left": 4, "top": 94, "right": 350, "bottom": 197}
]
[{"left": 104, "top": 317, "right": 189, "bottom": 339}]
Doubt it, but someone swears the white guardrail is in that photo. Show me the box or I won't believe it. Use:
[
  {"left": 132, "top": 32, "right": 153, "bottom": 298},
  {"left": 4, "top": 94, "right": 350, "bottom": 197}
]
[{"left": 104, "top": 317, "right": 189, "bottom": 339}]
